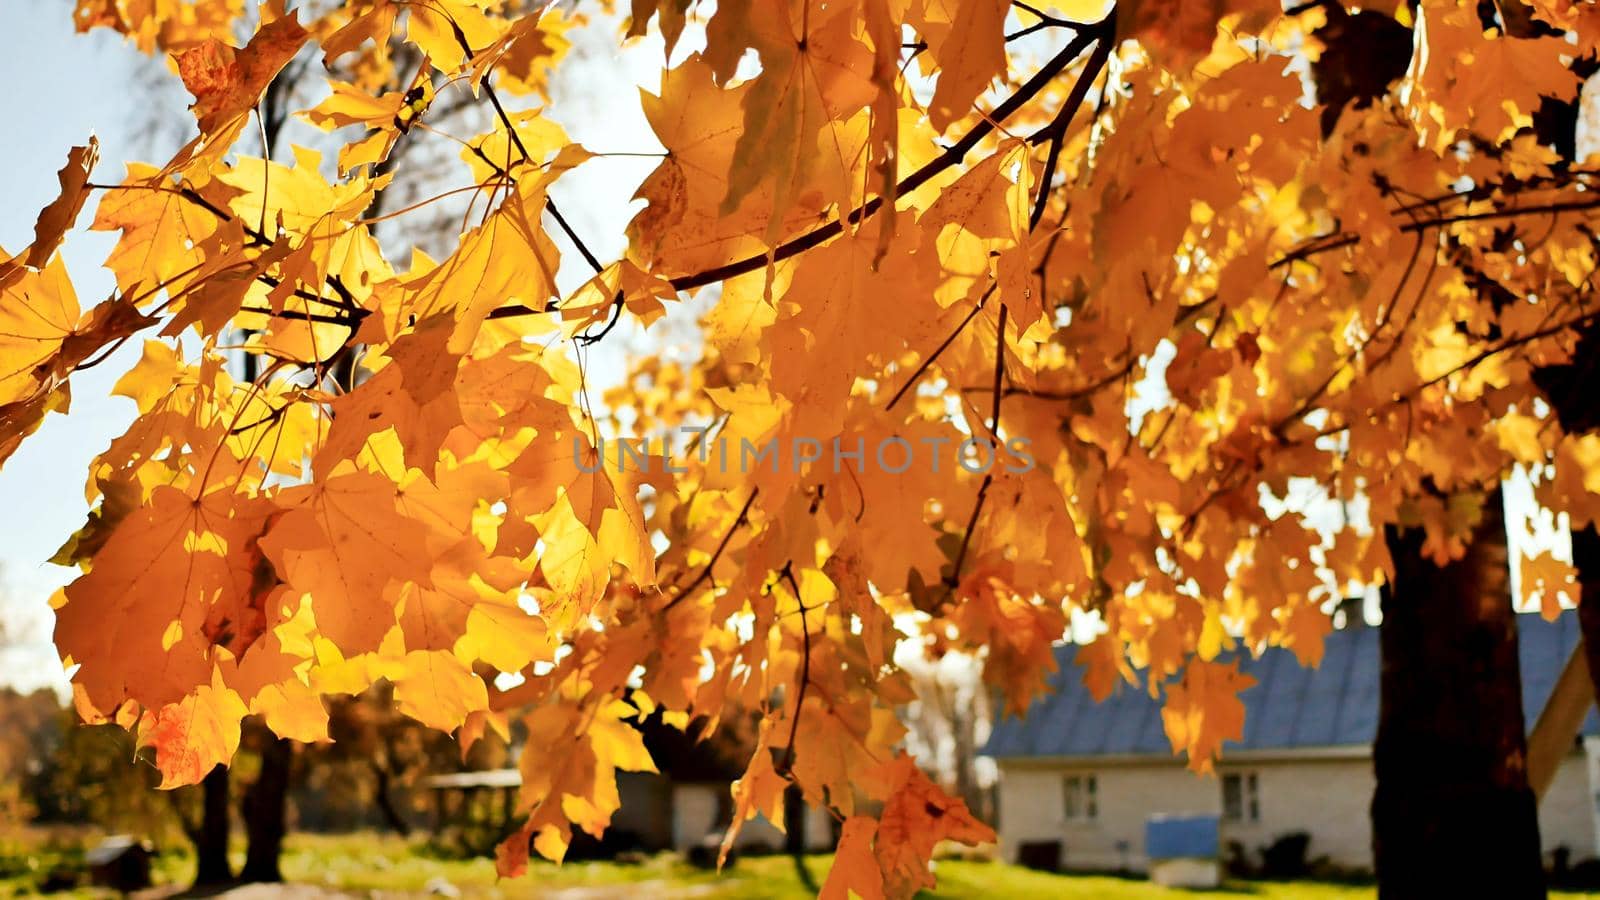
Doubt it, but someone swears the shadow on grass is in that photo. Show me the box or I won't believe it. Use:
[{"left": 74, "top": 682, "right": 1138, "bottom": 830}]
[
  {"left": 791, "top": 850, "right": 819, "bottom": 893},
  {"left": 1006, "top": 864, "right": 1273, "bottom": 895}
]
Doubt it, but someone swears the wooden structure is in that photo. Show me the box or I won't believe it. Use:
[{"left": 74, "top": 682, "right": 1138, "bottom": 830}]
[
  {"left": 422, "top": 768, "right": 521, "bottom": 836},
  {"left": 420, "top": 723, "right": 836, "bottom": 857},
  {"left": 1529, "top": 643, "right": 1595, "bottom": 798},
  {"left": 1146, "top": 815, "right": 1222, "bottom": 889},
  {"left": 84, "top": 836, "right": 152, "bottom": 891}
]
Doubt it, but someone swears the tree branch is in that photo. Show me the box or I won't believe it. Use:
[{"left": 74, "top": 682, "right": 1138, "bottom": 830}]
[
  {"left": 666, "top": 23, "right": 1107, "bottom": 293},
  {"left": 1273, "top": 197, "right": 1600, "bottom": 270},
  {"left": 1028, "top": 16, "right": 1113, "bottom": 230},
  {"left": 449, "top": 16, "right": 629, "bottom": 345}
]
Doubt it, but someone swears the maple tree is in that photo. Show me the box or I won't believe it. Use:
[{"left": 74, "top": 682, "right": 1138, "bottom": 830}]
[{"left": 6, "top": 0, "right": 1600, "bottom": 894}]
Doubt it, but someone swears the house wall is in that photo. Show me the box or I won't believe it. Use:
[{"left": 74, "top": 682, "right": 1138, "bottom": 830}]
[
  {"left": 996, "top": 750, "right": 1600, "bottom": 874},
  {"left": 670, "top": 783, "right": 833, "bottom": 853},
  {"left": 614, "top": 771, "right": 674, "bottom": 848},
  {"left": 1213, "top": 758, "right": 1373, "bottom": 871},
  {"left": 995, "top": 761, "right": 1219, "bottom": 871},
  {"left": 1542, "top": 752, "right": 1597, "bottom": 863},
  {"left": 1265, "top": 753, "right": 1600, "bottom": 868},
  {"left": 673, "top": 784, "right": 721, "bottom": 851}
]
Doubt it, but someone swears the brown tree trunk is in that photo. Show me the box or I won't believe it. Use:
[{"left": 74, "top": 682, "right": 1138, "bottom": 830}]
[
  {"left": 783, "top": 783, "right": 816, "bottom": 891},
  {"left": 782, "top": 783, "right": 806, "bottom": 855},
  {"left": 371, "top": 761, "right": 413, "bottom": 836},
  {"left": 240, "top": 735, "right": 292, "bottom": 883},
  {"left": 192, "top": 764, "right": 233, "bottom": 887},
  {"left": 1373, "top": 489, "right": 1546, "bottom": 898}
]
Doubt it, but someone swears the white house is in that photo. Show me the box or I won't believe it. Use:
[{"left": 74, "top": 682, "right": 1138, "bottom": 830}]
[{"left": 983, "top": 611, "right": 1600, "bottom": 874}]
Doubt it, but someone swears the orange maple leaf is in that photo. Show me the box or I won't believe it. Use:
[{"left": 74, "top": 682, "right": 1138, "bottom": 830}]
[
  {"left": 175, "top": 11, "right": 309, "bottom": 135},
  {"left": 1161, "top": 658, "right": 1257, "bottom": 774}
]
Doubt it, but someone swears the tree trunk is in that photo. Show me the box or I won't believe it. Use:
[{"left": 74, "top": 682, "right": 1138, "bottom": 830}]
[
  {"left": 783, "top": 783, "right": 816, "bottom": 891},
  {"left": 783, "top": 783, "right": 806, "bottom": 855},
  {"left": 1373, "top": 489, "right": 1546, "bottom": 899},
  {"left": 192, "top": 764, "right": 233, "bottom": 887},
  {"left": 240, "top": 735, "right": 292, "bottom": 883},
  {"left": 1568, "top": 526, "right": 1600, "bottom": 717},
  {"left": 371, "top": 761, "right": 413, "bottom": 836}
]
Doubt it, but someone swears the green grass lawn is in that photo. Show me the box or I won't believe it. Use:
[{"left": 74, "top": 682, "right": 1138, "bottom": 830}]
[
  {"left": 5, "top": 831, "right": 1598, "bottom": 898},
  {"left": 265, "top": 833, "right": 1391, "bottom": 898}
]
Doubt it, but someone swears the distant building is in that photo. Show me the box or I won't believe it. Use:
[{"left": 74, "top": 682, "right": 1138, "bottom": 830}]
[
  {"left": 982, "top": 611, "right": 1600, "bottom": 874},
  {"left": 424, "top": 714, "right": 833, "bottom": 855},
  {"left": 619, "top": 713, "right": 835, "bottom": 854},
  {"left": 85, "top": 835, "right": 152, "bottom": 891}
]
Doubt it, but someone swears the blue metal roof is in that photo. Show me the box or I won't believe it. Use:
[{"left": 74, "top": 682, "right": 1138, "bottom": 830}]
[
  {"left": 1146, "top": 815, "right": 1220, "bottom": 860},
  {"left": 983, "top": 611, "right": 1600, "bottom": 760}
]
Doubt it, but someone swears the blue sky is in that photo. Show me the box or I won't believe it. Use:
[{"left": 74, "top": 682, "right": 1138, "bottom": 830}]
[
  {"left": 0, "top": 3, "right": 162, "bottom": 694},
  {"left": 0, "top": 3, "right": 668, "bottom": 695}
]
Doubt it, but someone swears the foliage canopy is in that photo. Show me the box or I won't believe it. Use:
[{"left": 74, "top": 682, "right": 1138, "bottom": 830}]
[{"left": 5, "top": 0, "right": 1600, "bottom": 893}]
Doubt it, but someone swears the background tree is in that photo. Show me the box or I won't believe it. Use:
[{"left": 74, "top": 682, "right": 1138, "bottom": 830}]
[
  {"left": 1299, "top": 5, "right": 1580, "bottom": 891},
  {"left": 40, "top": 720, "right": 208, "bottom": 861},
  {"left": 309, "top": 682, "right": 508, "bottom": 836},
  {"left": 0, "top": 688, "right": 64, "bottom": 828},
  {"left": 897, "top": 649, "right": 995, "bottom": 822},
  {"left": 239, "top": 725, "right": 292, "bottom": 883},
  {"left": 187, "top": 766, "right": 234, "bottom": 886}
]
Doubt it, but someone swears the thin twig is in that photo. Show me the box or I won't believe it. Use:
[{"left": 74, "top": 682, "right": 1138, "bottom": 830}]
[
  {"left": 546, "top": 196, "right": 605, "bottom": 275},
  {"left": 1011, "top": 0, "right": 1078, "bottom": 26},
  {"left": 1269, "top": 230, "right": 1428, "bottom": 436},
  {"left": 450, "top": 14, "right": 625, "bottom": 346},
  {"left": 172, "top": 186, "right": 364, "bottom": 315},
  {"left": 956, "top": 355, "right": 1136, "bottom": 401},
  {"left": 946, "top": 304, "right": 1009, "bottom": 589},
  {"left": 988, "top": 305, "right": 1008, "bottom": 437},
  {"left": 577, "top": 293, "right": 627, "bottom": 345},
  {"left": 662, "top": 489, "right": 761, "bottom": 611},
  {"left": 775, "top": 562, "right": 810, "bottom": 778},
  {"left": 1272, "top": 197, "right": 1600, "bottom": 270},
  {"left": 885, "top": 283, "right": 996, "bottom": 410}
]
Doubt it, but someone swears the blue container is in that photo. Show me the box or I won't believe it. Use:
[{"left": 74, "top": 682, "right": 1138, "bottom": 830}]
[{"left": 1146, "top": 814, "right": 1220, "bottom": 860}]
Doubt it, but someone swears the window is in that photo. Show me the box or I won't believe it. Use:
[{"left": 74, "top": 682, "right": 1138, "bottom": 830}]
[
  {"left": 1222, "top": 772, "right": 1260, "bottom": 823},
  {"left": 1063, "top": 774, "right": 1098, "bottom": 822}
]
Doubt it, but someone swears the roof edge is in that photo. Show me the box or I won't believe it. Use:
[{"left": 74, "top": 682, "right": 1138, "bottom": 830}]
[{"left": 987, "top": 744, "right": 1373, "bottom": 767}]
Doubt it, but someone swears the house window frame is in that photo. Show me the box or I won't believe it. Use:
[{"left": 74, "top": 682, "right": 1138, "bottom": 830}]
[
  {"left": 1222, "top": 771, "right": 1260, "bottom": 823},
  {"left": 1062, "top": 772, "right": 1098, "bottom": 823}
]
